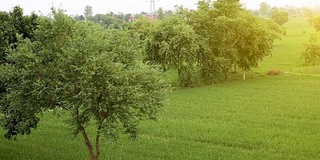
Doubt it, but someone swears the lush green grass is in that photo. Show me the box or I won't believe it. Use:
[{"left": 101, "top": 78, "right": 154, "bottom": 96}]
[
  {"left": 2, "top": 17, "right": 320, "bottom": 160},
  {"left": 1, "top": 75, "right": 320, "bottom": 160}
]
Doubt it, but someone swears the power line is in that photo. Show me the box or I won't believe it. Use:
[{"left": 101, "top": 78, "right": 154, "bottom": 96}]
[{"left": 149, "top": 0, "right": 156, "bottom": 19}]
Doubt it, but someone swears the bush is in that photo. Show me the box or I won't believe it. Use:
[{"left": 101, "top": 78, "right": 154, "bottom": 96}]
[{"left": 266, "top": 69, "right": 281, "bottom": 75}]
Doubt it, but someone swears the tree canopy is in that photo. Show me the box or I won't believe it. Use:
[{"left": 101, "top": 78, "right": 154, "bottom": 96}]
[
  {"left": 300, "top": 33, "right": 320, "bottom": 65},
  {"left": 259, "top": 2, "right": 271, "bottom": 17},
  {"left": 271, "top": 11, "right": 289, "bottom": 26},
  {"left": 313, "top": 16, "right": 320, "bottom": 32},
  {"left": 184, "top": 0, "right": 282, "bottom": 82},
  {"left": 0, "top": 9, "right": 169, "bottom": 160},
  {"left": 0, "top": 6, "right": 38, "bottom": 64},
  {"left": 146, "top": 16, "right": 199, "bottom": 86}
]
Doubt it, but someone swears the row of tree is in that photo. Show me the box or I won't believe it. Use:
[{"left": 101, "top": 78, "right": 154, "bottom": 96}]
[
  {"left": 256, "top": 2, "right": 320, "bottom": 18},
  {"left": 1, "top": 1, "right": 320, "bottom": 159},
  {"left": 5, "top": 0, "right": 320, "bottom": 159},
  {"left": 141, "top": 0, "right": 285, "bottom": 86}
]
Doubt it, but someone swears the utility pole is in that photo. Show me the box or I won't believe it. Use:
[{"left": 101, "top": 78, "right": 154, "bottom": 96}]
[{"left": 149, "top": 0, "right": 156, "bottom": 20}]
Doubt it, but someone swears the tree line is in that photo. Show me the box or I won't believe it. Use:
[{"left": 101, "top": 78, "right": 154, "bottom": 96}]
[{"left": 1, "top": 0, "right": 320, "bottom": 159}]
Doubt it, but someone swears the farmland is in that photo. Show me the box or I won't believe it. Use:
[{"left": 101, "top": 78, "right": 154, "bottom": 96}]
[{"left": 1, "top": 17, "right": 320, "bottom": 160}]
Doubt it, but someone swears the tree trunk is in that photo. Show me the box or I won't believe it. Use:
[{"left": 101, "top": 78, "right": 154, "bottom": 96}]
[
  {"left": 95, "top": 124, "right": 102, "bottom": 160},
  {"left": 242, "top": 68, "right": 246, "bottom": 80},
  {"left": 81, "top": 127, "right": 95, "bottom": 160},
  {"left": 224, "top": 67, "right": 230, "bottom": 82},
  {"left": 233, "top": 64, "right": 237, "bottom": 73}
]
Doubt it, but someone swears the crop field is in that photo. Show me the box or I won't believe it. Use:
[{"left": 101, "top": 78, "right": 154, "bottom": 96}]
[{"left": 1, "top": 17, "right": 320, "bottom": 160}]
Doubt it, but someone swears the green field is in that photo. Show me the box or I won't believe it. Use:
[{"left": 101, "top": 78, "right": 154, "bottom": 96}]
[{"left": 1, "top": 17, "right": 320, "bottom": 160}]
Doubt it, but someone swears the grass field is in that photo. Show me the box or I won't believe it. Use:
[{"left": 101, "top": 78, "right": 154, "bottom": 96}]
[
  {"left": 1, "top": 17, "right": 320, "bottom": 160},
  {"left": 253, "top": 17, "right": 316, "bottom": 74}
]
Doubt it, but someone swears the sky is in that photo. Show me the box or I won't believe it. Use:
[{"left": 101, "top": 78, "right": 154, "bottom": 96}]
[{"left": 0, "top": 0, "right": 319, "bottom": 16}]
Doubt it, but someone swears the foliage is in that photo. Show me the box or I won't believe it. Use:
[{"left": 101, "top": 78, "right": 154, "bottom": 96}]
[
  {"left": 234, "top": 11, "right": 281, "bottom": 73},
  {"left": 1, "top": 17, "right": 320, "bottom": 159},
  {"left": 186, "top": 0, "right": 241, "bottom": 83},
  {"left": 128, "top": 17, "right": 156, "bottom": 62},
  {"left": 1, "top": 11, "right": 320, "bottom": 160},
  {"left": 0, "top": 7, "right": 39, "bottom": 132},
  {"left": 302, "top": 7, "right": 314, "bottom": 17},
  {"left": 300, "top": 33, "right": 320, "bottom": 65},
  {"left": 312, "top": 15, "right": 320, "bottom": 32},
  {"left": 129, "top": 17, "right": 155, "bottom": 39},
  {"left": 0, "top": 10, "right": 169, "bottom": 160},
  {"left": 146, "top": 16, "right": 199, "bottom": 86},
  {"left": 75, "top": 12, "right": 129, "bottom": 29},
  {"left": 271, "top": 11, "right": 289, "bottom": 26},
  {"left": 268, "top": 7, "right": 279, "bottom": 17},
  {"left": 187, "top": 0, "right": 280, "bottom": 82},
  {"left": 0, "top": 6, "right": 38, "bottom": 64},
  {"left": 213, "top": 0, "right": 242, "bottom": 18}
]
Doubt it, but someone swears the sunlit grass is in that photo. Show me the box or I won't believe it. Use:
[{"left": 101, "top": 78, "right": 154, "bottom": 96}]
[{"left": 253, "top": 17, "right": 315, "bottom": 74}]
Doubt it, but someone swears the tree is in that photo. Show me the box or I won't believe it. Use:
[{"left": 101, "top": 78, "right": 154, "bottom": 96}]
[
  {"left": 0, "top": 11, "right": 169, "bottom": 160},
  {"left": 184, "top": 0, "right": 242, "bottom": 83},
  {"left": 302, "top": 7, "right": 313, "bottom": 17},
  {"left": 268, "top": 7, "right": 279, "bottom": 17},
  {"left": 271, "top": 11, "right": 289, "bottom": 26},
  {"left": 300, "top": 33, "right": 320, "bottom": 65},
  {"left": 187, "top": 0, "right": 281, "bottom": 81},
  {"left": 233, "top": 11, "right": 281, "bottom": 80},
  {"left": 84, "top": 5, "right": 93, "bottom": 21},
  {"left": 313, "top": 16, "right": 320, "bottom": 32},
  {"left": 187, "top": 0, "right": 244, "bottom": 82},
  {"left": 157, "top": 7, "right": 165, "bottom": 20},
  {"left": 287, "top": 8, "right": 297, "bottom": 17},
  {"left": 128, "top": 17, "right": 155, "bottom": 59},
  {"left": 146, "top": 16, "right": 199, "bottom": 86},
  {"left": 259, "top": 2, "right": 270, "bottom": 17}
]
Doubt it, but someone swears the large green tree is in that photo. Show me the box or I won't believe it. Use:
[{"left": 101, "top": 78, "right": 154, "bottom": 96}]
[
  {"left": 185, "top": 0, "right": 241, "bottom": 83},
  {"left": 146, "top": 16, "right": 199, "bottom": 86},
  {"left": 233, "top": 11, "right": 282, "bottom": 79},
  {"left": 187, "top": 0, "right": 281, "bottom": 82},
  {"left": 0, "top": 11, "right": 169, "bottom": 160}
]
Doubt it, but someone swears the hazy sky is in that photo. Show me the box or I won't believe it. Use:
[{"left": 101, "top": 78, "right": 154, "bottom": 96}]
[{"left": 0, "top": 0, "right": 319, "bottom": 15}]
